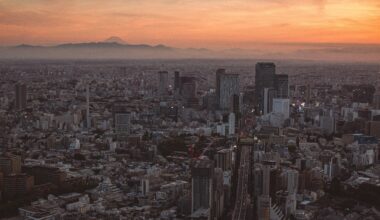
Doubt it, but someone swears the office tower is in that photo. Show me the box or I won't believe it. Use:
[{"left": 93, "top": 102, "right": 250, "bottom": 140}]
[
  {"left": 255, "top": 63, "right": 289, "bottom": 114},
  {"left": 272, "top": 98, "right": 290, "bottom": 118},
  {"left": 275, "top": 74, "right": 289, "bottom": 98},
  {"left": 255, "top": 63, "right": 276, "bottom": 113},
  {"left": 15, "top": 83, "right": 27, "bottom": 110},
  {"left": 216, "top": 68, "right": 224, "bottom": 107},
  {"left": 254, "top": 167, "right": 264, "bottom": 196},
  {"left": 180, "top": 76, "right": 197, "bottom": 99},
  {"left": 158, "top": 71, "right": 169, "bottom": 96},
  {"left": 212, "top": 168, "right": 225, "bottom": 220},
  {"left": 215, "top": 149, "right": 232, "bottom": 171},
  {"left": 232, "top": 94, "right": 241, "bottom": 113},
  {"left": 284, "top": 170, "right": 298, "bottom": 217},
  {"left": 113, "top": 105, "right": 131, "bottom": 135},
  {"left": 263, "top": 88, "right": 277, "bottom": 115},
  {"left": 258, "top": 164, "right": 271, "bottom": 220},
  {"left": 86, "top": 84, "right": 91, "bottom": 129},
  {"left": 306, "top": 84, "right": 311, "bottom": 105},
  {"left": 174, "top": 71, "right": 180, "bottom": 93},
  {"left": 228, "top": 113, "right": 235, "bottom": 135},
  {"left": 191, "top": 159, "right": 214, "bottom": 217},
  {"left": 0, "top": 154, "right": 21, "bottom": 175},
  {"left": 286, "top": 169, "right": 299, "bottom": 194},
  {"left": 216, "top": 69, "right": 239, "bottom": 110}
]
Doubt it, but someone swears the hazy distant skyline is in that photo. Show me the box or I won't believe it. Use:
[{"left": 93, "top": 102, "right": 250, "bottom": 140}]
[{"left": 1, "top": 0, "right": 380, "bottom": 48}]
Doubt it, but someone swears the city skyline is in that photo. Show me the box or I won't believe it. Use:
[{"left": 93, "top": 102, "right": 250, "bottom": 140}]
[{"left": 1, "top": 1, "right": 380, "bottom": 219}]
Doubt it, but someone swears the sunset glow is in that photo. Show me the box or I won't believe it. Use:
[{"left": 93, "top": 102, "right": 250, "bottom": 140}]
[{"left": 0, "top": 0, "right": 379, "bottom": 47}]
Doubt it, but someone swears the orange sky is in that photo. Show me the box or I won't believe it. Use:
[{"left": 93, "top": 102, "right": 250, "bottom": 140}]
[{"left": 0, "top": 0, "right": 379, "bottom": 48}]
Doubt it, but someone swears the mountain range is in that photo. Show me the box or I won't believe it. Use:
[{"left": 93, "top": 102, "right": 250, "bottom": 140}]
[{"left": 1, "top": 37, "right": 379, "bottom": 62}]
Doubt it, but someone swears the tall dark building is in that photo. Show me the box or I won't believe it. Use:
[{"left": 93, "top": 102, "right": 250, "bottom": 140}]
[
  {"left": 174, "top": 71, "right": 180, "bottom": 93},
  {"left": 191, "top": 159, "right": 214, "bottom": 217},
  {"left": 255, "top": 63, "right": 276, "bottom": 114},
  {"left": 275, "top": 74, "right": 289, "bottom": 98},
  {"left": 255, "top": 63, "right": 288, "bottom": 115},
  {"left": 158, "top": 71, "right": 169, "bottom": 96},
  {"left": 180, "top": 76, "right": 197, "bottom": 99},
  {"left": 15, "top": 83, "right": 27, "bottom": 110},
  {"left": 216, "top": 68, "right": 225, "bottom": 107}
]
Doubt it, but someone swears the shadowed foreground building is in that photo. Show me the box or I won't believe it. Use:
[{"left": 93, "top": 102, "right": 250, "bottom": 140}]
[{"left": 191, "top": 158, "right": 225, "bottom": 220}]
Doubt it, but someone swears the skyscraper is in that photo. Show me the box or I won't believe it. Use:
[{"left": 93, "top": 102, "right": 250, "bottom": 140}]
[
  {"left": 263, "top": 88, "right": 277, "bottom": 115},
  {"left": 216, "top": 69, "right": 239, "bottom": 110},
  {"left": 180, "top": 76, "right": 197, "bottom": 99},
  {"left": 255, "top": 63, "right": 289, "bottom": 115},
  {"left": 285, "top": 169, "right": 298, "bottom": 216},
  {"left": 174, "top": 71, "right": 180, "bottom": 94},
  {"left": 15, "top": 83, "right": 27, "bottom": 110},
  {"left": 228, "top": 112, "right": 235, "bottom": 135},
  {"left": 158, "top": 71, "right": 169, "bottom": 96},
  {"left": 275, "top": 74, "right": 289, "bottom": 98},
  {"left": 191, "top": 158, "right": 214, "bottom": 218},
  {"left": 272, "top": 98, "right": 290, "bottom": 119},
  {"left": 255, "top": 63, "right": 276, "bottom": 114},
  {"left": 257, "top": 164, "right": 272, "bottom": 220},
  {"left": 86, "top": 84, "right": 91, "bottom": 129},
  {"left": 113, "top": 104, "right": 131, "bottom": 135}
]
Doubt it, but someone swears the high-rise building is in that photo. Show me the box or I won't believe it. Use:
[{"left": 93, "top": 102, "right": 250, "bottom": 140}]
[
  {"left": 275, "top": 74, "right": 289, "bottom": 98},
  {"left": 174, "top": 71, "right": 180, "bottom": 93},
  {"left": 263, "top": 88, "right": 277, "bottom": 115},
  {"left": 228, "top": 113, "right": 235, "bottom": 135},
  {"left": 255, "top": 63, "right": 276, "bottom": 113},
  {"left": 15, "top": 83, "right": 27, "bottom": 110},
  {"left": 257, "top": 164, "right": 272, "bottom": 220},
  {"left": 0, "top": 154, "right": 21, "bottom": 175},
  {"left": 216, "top": 69, "right": 239, "bottom": 110},
  {"left": 215, "top": 149, "right": 233, "bottom": 171},
  {"left": 255, "top": 63, "right": 289, "bottom": 115},
  {"left": 286, "top": 169, "right": 299, "bottom": 194},
  {"left": 86, "top": 84, "right": 91, "bottom": 129},
  {"left": 113, "top": 105, "right": 131, "bottom": 135},
  {"left": 180, "top": 76, "right": 197, "bottom": 99},
  {"left": 272, "top": 98, "right": 290, "bottom": 119},
  {"left": 191, "top": 158, "right": 214, "bottom": 218},
  {"left": 158, "top": 71, "right": 169, "bottom": 96}
]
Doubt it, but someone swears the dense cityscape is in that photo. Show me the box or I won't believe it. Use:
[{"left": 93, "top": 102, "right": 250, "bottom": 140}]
[
  {"left": 0, "top": 59, "right": 380, "bottom": 219},
  {"left": 1, "top": 0, "right": 380, "bottom": 219}
]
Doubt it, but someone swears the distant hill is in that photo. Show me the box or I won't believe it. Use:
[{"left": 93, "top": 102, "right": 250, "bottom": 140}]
[
  {"left": 0, "top": 39, "right": 379, "bottom": 62},
  {"left": 0, "top": 41, "right": 207, "bottom": 59}
]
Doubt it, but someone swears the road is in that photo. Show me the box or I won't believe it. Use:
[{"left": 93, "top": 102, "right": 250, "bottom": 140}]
[{"left": 232, "top": 145, "right": 251, "bottom": 220}]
